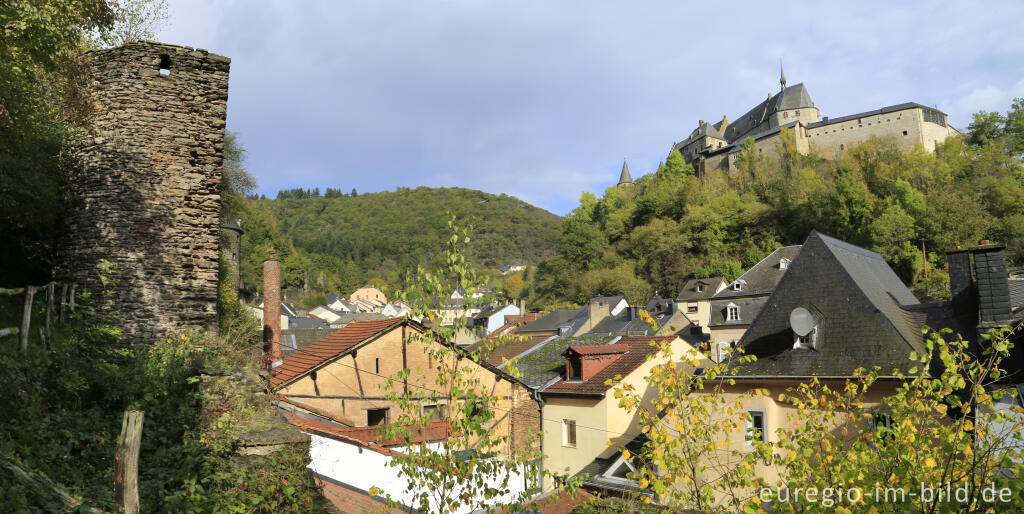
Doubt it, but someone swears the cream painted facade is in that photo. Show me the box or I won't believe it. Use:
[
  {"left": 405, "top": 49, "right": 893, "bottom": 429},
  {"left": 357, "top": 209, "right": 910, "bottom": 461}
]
[
  {"left": 540, "top": 336, "right": 707, "bottom": 489},
  {"left": 276, "top": 323, "right": 539, "bottom": 458},
  {"left": 675, "top": 379, "right": 902, "bottom": 507}
]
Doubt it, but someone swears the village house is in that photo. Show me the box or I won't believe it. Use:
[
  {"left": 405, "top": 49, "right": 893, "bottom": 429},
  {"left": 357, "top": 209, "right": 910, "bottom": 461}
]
[
  {"left": 270, "top": 317, "right": 540, "bottom": 459},
  {"left": 674, "top": 277, "right": 728, "bottom": 331},
  {"left": 673, "top": 232, "right": 1024, "bottom": 502},
  {"left": 471, "top": 302, "right": 522, "bottom": 335},
  {"left": 350, "top": 285, "right": 388, "bottom": 305},
  {"left": 538, "top": 335, "right": 706, "bottom": 491},
  {"left": 707, "top": 245, "right": 800, "bottom": 356}
]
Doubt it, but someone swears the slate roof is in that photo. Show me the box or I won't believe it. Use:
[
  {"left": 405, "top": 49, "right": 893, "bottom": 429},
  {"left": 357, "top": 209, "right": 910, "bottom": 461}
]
[
  {"left": 708, "top": 296, "right": 770, "bottom": 328},
  {"left": 735, "top": 232, "right": 926, "bottom": 376},
  {"left": 516, "top": 309, "right": 581, "bottom": 334},
  {"left": 288, "top": 317, "right": 329, "bottom": 330},
  {"left": 722, "top": 83, "right": 815, "bottom": 142},
  {"left": 511, "top": 335, "right": 618, "bottom": 389},
  {"left": 618, "top": 160, "right": 633, "bottom": 184},
  {"left": 281, "top": 328, "right": 340, "bottom": 356},
  {"left": 573, "top": 434, "right": 651, "bottom": 494},
  {"left": 806, "top": 102, "right": 946, "bottom": 129},
  {"left": 464, "top": 334, "right": 554, "bottom": 367},
  {"left": 542, "top": 335, "right": 680, "bottom": 396},
  {"left": 676, "top": 277, "right": 728, "bottom": 301},
  {"left": 713, "top": 245, "right": 802, "bottom": 299},
  {"left": 271, "top": 317, "right": 406, "bottom": 387}
]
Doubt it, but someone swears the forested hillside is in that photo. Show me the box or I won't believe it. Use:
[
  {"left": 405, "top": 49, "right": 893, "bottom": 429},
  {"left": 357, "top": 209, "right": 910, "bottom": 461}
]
[
  {"left": 234, "top": 187, "right": 562, "bottom": 295},
  {"left": 531, "top": 100, "right": 1024, "bottom": 308}
]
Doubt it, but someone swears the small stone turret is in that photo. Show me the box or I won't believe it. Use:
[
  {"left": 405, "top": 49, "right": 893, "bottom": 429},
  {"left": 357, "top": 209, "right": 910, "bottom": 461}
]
[{"left": 617, "top": 160, "right": 634, "bottom": 188}]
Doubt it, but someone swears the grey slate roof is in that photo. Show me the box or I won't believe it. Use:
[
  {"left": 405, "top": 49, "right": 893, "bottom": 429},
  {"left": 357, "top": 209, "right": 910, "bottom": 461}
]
[
  {"left": 722, "top": 83, "right": 815, "bottom": 142},
  {"left": 618, "top": 161, "right": 633, "bottom": 185},
  {"left": 509, "top": 335, "right": 618, "bottom": 389},
  {"left": 288, "top": 317, "right": 329, "bottom": 330},
  {"left": 709, "top": 296, "right": 770, "bottom": 328},
  {"left": 586, "top": 299, "right": 692, "bottom": 336},
  {"left": 517, "top": 308, "right": 581, "bottom": 334},
  {"left": 735, "top": 231, "right": 926, "bottom": 376},
  {"left": 714, "top": 246, "right": 802, "bottom": 299},
  {"left": 806, "top": 102, "right": 945, "bottom": 129},
  {"left": 676, "top": 277, "right": 728, "bottom": 301}
]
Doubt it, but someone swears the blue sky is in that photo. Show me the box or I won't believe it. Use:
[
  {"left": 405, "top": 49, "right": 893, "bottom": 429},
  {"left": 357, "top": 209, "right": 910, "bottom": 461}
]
[{"left": 159, "top": 1, "right": 1024, "bottom": 216}]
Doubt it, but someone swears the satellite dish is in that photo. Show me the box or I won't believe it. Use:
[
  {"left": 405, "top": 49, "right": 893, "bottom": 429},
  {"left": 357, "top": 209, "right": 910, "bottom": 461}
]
[{"left": 790, "top": 307, "right": 814, "bottom": 337}]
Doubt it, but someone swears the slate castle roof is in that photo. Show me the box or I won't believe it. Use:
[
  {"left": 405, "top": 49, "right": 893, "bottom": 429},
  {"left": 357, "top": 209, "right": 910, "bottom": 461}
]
[
  {"left": 722, "top": 83, "right": 815, "bottom": 143},
  {"left": 736, "top": 232, "right": 926, "bottom": 376}
]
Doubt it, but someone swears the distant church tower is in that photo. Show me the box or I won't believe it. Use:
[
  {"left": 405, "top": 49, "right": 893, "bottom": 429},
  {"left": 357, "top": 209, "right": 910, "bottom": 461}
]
[{"left": 617, "top": 160, "right": 634, "bottom": 188}]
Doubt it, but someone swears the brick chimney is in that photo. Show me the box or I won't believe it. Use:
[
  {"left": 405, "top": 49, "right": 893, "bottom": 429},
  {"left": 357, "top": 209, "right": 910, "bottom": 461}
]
[
  {"left": 564, "top": 344, "right": 627, "bottom": 381},
  {"left": 970, "top": 241, "right": 1012, "bottom": 325},
  {"left": 263, "top": 256, "right": 282, "bottom": 368}
]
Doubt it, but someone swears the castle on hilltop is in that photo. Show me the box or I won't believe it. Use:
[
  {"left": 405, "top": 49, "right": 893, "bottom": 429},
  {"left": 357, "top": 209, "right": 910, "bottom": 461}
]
[{"left": 672, "top": 67, "right": 961, "bottom": 175}]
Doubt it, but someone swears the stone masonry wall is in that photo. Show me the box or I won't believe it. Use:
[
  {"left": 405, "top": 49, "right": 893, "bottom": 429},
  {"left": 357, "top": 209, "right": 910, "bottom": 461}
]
[{"left": 67, "top": 41, "right": 230, "bottom": 340}]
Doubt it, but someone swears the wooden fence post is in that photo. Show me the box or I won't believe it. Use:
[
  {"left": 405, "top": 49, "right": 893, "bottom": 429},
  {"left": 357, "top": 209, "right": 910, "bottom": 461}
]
[
  {"left": 45, "top": 283, "right": 54, "bottom": 348},
  {"left": 20, "top": 285, "right": 35, "bottom": 355},
  {"left": 115, "top": 410, "right": 144, "bottom": 514}
]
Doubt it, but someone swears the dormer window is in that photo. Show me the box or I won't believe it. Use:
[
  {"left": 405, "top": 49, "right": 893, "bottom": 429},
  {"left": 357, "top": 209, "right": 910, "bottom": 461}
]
[
  {"left": 779, "top": 258, "right": 791, "bottom": 270},
  {"left": 793, "top": 325, "right": 818, "bottom": 349},
  {"left": 695, "top": 284, "right": 704, "bottom": 293},
  {"left": 726, "top": 303, "right": 740, "bottom": 322},
  {"left": 568, "top": 356, "right": 582, "bottom": 381},
  {"left": 731, "top": 280, "right": 745, "bottom": 291}
]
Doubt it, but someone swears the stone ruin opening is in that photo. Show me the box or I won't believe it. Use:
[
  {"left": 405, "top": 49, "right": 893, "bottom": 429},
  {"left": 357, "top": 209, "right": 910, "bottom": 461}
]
[{"left": 159, "top": 53, "right": 171, "bottom": 75}]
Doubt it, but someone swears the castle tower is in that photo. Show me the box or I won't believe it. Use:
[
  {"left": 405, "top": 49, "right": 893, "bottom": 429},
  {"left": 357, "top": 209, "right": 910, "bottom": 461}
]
[
  {"left": 66, "top": 41, "right": 231, "bottom": 340},
  {"left": 617, "top": 160, "right": 634, "bottom": 188}
]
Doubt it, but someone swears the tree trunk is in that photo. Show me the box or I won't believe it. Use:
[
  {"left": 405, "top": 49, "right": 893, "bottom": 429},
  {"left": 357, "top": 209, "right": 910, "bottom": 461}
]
[
  {"left": 59, "top": 283, "right": 69, "bottom": 325},
  {"left": 20, "top": 285, "right": 35, "bottom": 355},
  {"left": 115, "top": 410, "right": 144, "bottom": 514},
  {"left": 45, "top": 283, "right": 54, "bottom": 346}
]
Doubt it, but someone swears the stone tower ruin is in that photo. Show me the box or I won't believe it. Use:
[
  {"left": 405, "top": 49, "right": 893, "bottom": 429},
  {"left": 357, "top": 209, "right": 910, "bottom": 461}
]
[{"left": 67, "top": 41, "right": 230, "bottom": 340}]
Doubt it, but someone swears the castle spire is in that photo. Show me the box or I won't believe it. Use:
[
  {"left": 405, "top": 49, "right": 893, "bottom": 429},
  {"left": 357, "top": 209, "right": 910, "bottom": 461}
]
[
  {"left": 617, "top": 159, "right": 633, "bottom": 187},
  {"left": 780, "top": 60, "right": 787, "bottom": 91}
]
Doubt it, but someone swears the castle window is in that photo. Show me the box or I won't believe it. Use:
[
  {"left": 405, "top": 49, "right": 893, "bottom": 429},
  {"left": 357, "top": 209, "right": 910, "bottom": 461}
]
[
  {"left": 795, "top": 110, "right": 800, "bottom": 116},
  {"left": 903, "top": 131, "right": 908, "bottom": 136},
  {"left": 158, "top": 54, "right": 171, "bottom": 75},
  {"left": 840, "top": 144, "right": 845, "bottom": 151}
]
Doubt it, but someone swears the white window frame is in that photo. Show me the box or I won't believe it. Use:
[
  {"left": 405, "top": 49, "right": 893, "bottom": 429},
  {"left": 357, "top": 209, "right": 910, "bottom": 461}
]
[
  {"left": 563, "top": 419, "right": 577, "bottom": 448},
  {"left": 726, "top": 303, "right": 740, "bottom": 322},
  {"left": 695, "top": 284, "right": 704, "bottom": 293},
  {"left": 793, "top": 325, "right": 818, "bottom": 350},
  {"left": 716, "top": 341, "right": 731, "bottom": 363},
  {"left": 779, "top": 257, "right": 791, "bottom": 270},
  {"left": 687, "top": 302, "right": 698, "bottom": 314},
  {"left": 745, "top": 408, "right": 767, "bottom": 447}
]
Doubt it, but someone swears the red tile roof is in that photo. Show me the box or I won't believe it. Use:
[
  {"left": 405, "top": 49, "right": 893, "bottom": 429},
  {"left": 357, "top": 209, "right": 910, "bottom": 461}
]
[
  {"left": 271, "top": 317, "right": 405, "bottom": 387},
  {"left": 542, "top": 336, "right": 678, "bottom": 396}
]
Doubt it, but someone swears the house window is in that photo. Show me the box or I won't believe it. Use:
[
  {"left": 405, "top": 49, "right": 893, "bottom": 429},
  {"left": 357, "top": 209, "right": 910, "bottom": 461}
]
[
  {"left": 367, "top": 408, "right": 389, "bottom": 426},
  {"left": 422, "top": 404, "right": 448, "bottom": 420},
  {"left": 779, "top": 258, "right": 791, "bottom": 270},
  {"left": 732, "top": 282, "right": 742, "bottom": 291},
  {"left": 726, "top": 305, "right": 740, "bottom": 322},
  {"left": 563, "top": 419, "right": 577, "bottom": 447},
  {"left": 745, "top": 409, "right": 766, "bottom": 446},
  {"left": 695, "top": 284, "right": 704, "bottom": 293},
  {"left": 793, "top": 326, "right": 818, "bottom": 350},
  {"left": 375, "top": 357, "right": 380, "bottom": 374},
  {"left": 568, "top": 357, "right": 582, "bottom": 381},
  {"left": 687, "top": 302, "right": 698, "bottom": 314}
]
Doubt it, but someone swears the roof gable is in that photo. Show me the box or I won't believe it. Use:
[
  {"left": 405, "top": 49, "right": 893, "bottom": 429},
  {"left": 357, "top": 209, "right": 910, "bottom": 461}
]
[
  {"left": 737, "top": 232, "right": 923, "bottom": 376},
  {"left": 542, "top": 336, "right": 684, "bottom": 396},
  {"left": 271, "top": 317, "right": 407, "bottom": 387}
]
